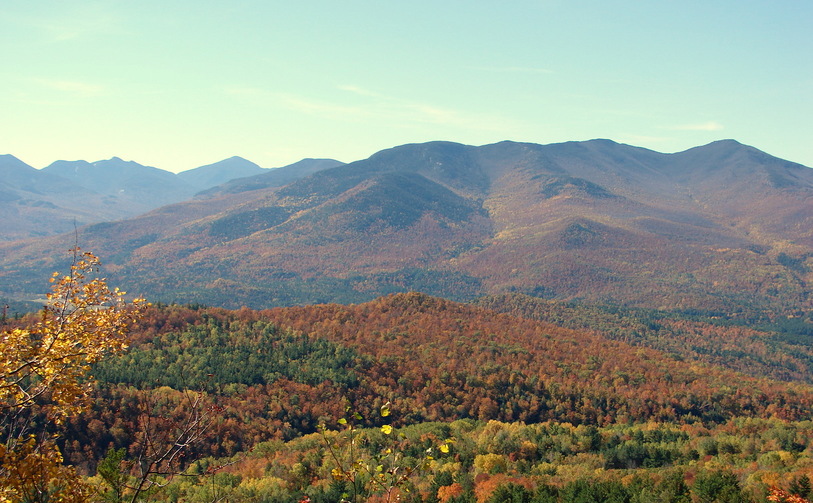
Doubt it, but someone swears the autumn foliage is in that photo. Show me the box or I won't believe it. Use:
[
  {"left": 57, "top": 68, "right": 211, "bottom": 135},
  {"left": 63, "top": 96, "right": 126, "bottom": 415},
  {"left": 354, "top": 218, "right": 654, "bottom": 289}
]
[
  {"left": 769, "top": 487, "right": 812, "bottom": 503},
  {"left": 5, "top": 251, "right": 813, "bottom": 501},
  {"left": 0, "top": 249, "right": 144, "bottom": 502}
]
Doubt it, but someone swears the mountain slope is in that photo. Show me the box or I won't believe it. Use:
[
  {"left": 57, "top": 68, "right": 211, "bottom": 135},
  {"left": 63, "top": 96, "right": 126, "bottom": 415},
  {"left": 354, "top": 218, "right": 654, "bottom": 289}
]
[
  {"left": 456, "top": 139, "right": 813, "bottom": 311},
  {"left": 1, "top": 139, "right": 812, "bottom": 314}
]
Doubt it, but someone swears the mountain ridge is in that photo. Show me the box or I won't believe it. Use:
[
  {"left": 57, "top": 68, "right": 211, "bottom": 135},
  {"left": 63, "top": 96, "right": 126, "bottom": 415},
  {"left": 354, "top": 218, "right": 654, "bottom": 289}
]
[
  {"left": 43, "top": 157, "right": 198, "bottom": 209},
  {"left": 0, "top": 155, "right": 342, "bottom": 241},
  {"left": 1, "top": 139, "right": 811, "bottom": 314}
]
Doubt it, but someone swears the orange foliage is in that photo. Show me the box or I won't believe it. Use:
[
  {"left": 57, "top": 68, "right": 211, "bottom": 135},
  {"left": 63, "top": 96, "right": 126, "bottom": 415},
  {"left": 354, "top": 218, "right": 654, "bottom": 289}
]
[
  {"left": 261, "top": 293, "right": 813, "bottom": 425},
  {"left": 437, "top": 483, "right": 465, "bottom": 503},
  {"left": 768, "top": 487, "right": 811, "bottom": 503},
  {"left": 473, "top": 474, "right": 533, "bottom": 503}
]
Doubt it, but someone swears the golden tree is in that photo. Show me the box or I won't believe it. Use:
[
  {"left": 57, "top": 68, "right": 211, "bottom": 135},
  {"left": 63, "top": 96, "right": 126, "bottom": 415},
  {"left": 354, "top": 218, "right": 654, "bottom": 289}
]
[
  {"left": 0, "top": 248, "right": 145, "bottom": 502},
  {"left": 768, "top": 487, "right": 812, "bottom": 503}
]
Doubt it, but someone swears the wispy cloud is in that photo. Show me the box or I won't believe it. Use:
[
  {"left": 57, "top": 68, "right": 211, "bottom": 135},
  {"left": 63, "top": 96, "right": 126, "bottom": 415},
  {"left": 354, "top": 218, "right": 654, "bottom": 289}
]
[
  {"left": 225, "top": 84, "right": 520, "bottom": 134},
  {"left": 223, "top": 86, "right": 272, "bottom": 99},
  {"left": 469, "top": 66, "right": 554, "bottom": 75},
  {"left": 278, "top": 93, "right": 371, "bottom": 119},
  {"left": 225, "top": 86, "right": 381, "bottom": 121},
  {"left": 619, "top": 134, "right": 671, "bottom": 146},
  {"left": 34, "top": 78, "right": 103, "bottom": 96},
  {"left": 334, "top": 84, "right": 521, "bottom": 132},
  {"left": 336, "top": 85, "right": 382, "bottom": 98},
  {"left": 2, "top": 4, "right": 124, "bottom": 43},
  {"left": 667, "top": 121, "right": 725, "bottom": 132}
]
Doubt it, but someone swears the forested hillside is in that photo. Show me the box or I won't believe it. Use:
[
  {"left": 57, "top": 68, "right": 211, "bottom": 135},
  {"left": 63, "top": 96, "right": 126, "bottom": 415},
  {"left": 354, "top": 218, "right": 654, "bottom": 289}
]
[
  {"left": 477, "top": 294, "right": 813, "bottom": 384},
  {"left": 11, "top": 296, "right": 800, "bottom": 501},
  {"left": 2, "top": 139, "right": 812, "bottom": 315},
  {"left": 3, "top": 263, "right": 813, "bottom": 501},
  {"left": 87, "top": 297, "right": 813, "bottom": 438}
]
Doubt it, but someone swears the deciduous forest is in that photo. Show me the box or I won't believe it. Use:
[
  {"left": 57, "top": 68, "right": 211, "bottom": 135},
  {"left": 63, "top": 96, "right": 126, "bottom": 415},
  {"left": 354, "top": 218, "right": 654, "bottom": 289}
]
[{"left": 4, "top": 252, "right": 813, "bottom": 502}]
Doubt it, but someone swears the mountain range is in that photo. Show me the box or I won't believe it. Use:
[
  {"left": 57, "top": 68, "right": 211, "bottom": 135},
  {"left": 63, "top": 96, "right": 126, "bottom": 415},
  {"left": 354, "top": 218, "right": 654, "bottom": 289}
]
[
  {"left": 0, "top": 154, "right": 343, "bottom": 241},
  {"left": 1, "top": 139, "right": 812, "bottom": 315}
]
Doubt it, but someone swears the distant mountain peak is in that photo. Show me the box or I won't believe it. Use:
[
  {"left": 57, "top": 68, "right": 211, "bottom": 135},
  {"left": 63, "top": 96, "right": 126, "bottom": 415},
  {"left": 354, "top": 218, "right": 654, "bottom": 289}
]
[
  {"left": 709, "top": 138, "right": 742, "bottom": 146},
  {"left": 177, "top": 156, "right": 265, "bottom": 191},
  {"left": 92, "top": 157, "right": 149, "bottom": 169},
  {"left": 584, "top": 138, "right": 619, "bottom": 146},
  {"left": 0, "top": 154, "right": 34, "bottom": 171},
  {"left": 198, "top": 158, "right": 345, "bottom": 197},
  {"left": 678, "top": 139, "right": 750, "bottom": 156}
]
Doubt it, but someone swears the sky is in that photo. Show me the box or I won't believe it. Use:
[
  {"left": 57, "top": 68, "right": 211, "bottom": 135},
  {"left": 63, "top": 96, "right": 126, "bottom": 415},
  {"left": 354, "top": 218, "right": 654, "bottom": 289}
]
[{"left": 2, "top": 1, "right": 812, "bottom": 173}]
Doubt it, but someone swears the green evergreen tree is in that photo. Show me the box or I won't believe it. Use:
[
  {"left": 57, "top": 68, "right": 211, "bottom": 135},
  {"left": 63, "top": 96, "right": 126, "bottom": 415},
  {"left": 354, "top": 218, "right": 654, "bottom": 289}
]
[
  {"left": 486, "top": 483, "right": 533, "bottom": 503},
  {"left": 692, "top": 470, "right": 749, "bottom": 503},
  {"left": 790, "top": 475, "right": 812, "bottom": 499}
]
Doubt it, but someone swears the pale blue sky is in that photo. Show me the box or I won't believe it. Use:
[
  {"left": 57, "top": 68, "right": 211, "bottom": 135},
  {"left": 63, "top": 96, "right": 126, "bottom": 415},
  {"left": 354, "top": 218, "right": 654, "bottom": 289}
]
[{"left": 2, "top": 1, "right": 811, "bottom": 172}]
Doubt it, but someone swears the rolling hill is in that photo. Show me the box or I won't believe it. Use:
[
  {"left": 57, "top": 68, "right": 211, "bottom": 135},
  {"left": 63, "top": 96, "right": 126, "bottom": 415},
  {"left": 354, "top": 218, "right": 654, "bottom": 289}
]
[{"left": 71, "top": 295, "right": 813, "bottom": 467}]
